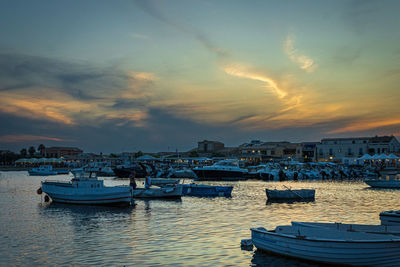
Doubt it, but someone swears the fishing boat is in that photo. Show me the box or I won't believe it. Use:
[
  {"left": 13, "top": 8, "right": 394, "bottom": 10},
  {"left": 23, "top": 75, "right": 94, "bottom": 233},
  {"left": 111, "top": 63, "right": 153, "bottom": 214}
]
[
  {"left": 251, "top": 224, "right": 400, "bottom": 266},
  {"left": 39, "top": 172, "right": 132, "bottom": 206},
  {"left": 380, "top": 210, "right": 400, "bottom": 225},
  {"left": 266, "top": 188, "right": 315, "bottom": 201},
  {"left": 182, "top": 184, "right": 233, "bottom": 197},
  {"left": 292, "top": 221, "right": 400, "bottom": 235},
  {"left": 132, "top": 178, "right": 183, "bottom": 199}
]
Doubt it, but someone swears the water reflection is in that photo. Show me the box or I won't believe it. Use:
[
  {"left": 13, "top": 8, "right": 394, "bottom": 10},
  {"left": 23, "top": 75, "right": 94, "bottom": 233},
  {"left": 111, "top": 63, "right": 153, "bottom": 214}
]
[
  {"left": 251, "top": 249, "right": 323, "bottom": 267},
  {"left": 266, "top": 199, "right": 315, "bottom": 205}
]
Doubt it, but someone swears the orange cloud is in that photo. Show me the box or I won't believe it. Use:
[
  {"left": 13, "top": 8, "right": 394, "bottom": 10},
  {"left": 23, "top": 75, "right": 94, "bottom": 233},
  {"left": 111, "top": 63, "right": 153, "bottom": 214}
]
[
  {"left": 328, "top": 119, "right": 400, "bottom": 134},
  {"left": 0, "top": 134, "right": 67, "bottom": 143},
  {"left": 222, "top": 63, "right": 288, "bottom": 98}
]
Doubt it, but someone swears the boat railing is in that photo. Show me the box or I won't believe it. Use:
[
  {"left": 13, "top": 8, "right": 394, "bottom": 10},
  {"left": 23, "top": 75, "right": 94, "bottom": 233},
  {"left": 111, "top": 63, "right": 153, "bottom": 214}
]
[{"left": 42, "top": 180, "right": 72, "bottom": 184}]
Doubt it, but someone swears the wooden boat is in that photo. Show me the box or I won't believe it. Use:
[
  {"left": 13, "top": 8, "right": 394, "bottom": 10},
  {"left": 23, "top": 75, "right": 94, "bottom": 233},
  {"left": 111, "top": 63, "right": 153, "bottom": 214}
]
[
  {"left": 251, "top": 225, "right": 400, "bottom": 266},
  {"left": 39, "top": 172, "right": 132, "bottom": 206},
  {"left": 292, "top": 221, "right": 400, "bottom": 235},
  {"left": 380, "top": 210, "right": 400, "bottom": 225},
  {"left": 182, "top": 184, "right": 233, "bottom": 197},
  {"left": 266, "top": 188, "right": 315, "bottom": 201}
]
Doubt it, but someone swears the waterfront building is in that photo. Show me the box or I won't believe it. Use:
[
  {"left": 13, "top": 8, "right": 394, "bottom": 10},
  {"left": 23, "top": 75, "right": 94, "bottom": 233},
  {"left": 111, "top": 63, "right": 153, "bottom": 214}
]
[
  {"left": 238, "top": 140, "right": 299, "bottom": 163},
  {"left": 298, "top": 142, "right": 319, "bottom": 162},
  {"left": 197, "top": 140, "right": 225, "bottom": 154},
  {"left": 368, "top": 135, "right": 400, "bottom": 154},
  {"left": 316, "top": 135, "right": 400, "bottom": 163},
  {"left": 43, "top": 146, "right": 83, "bottom": 158}
]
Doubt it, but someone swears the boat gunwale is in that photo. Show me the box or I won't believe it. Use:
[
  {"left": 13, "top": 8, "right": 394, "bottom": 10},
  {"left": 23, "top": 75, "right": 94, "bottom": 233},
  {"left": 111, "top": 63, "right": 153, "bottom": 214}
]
[{"left": 251, "top": 227, "right": 400, "bottom": 243}]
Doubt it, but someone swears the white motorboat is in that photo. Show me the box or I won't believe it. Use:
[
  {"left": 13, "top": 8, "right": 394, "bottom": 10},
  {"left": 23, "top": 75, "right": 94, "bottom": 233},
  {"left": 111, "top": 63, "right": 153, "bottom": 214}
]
[
  {"left": 266, "top": 188, "right": 315, "bottom": 201},
  {"left": 29, "top": 165, "right": 58, "bottom": 176},
  {"left": 193, "top": 159, "right": 248, "bottom": 181},
  {"left": 132, "top": 178, "right": 183, "bottom": 199},
  {"left": 365, "top": 178, "right": 400, "bottom": 188},
  {"left": 251, "top": 224, "right": 400, "bottom": 266},
  {"left": 39, "top": 172, "right": 132, "bottom": 206},
  {"left": 292, "top": 221, "right": 400, "bottom": 235},
  {"left": 380, "top": 210, "right": 400, "bottom": 225}
]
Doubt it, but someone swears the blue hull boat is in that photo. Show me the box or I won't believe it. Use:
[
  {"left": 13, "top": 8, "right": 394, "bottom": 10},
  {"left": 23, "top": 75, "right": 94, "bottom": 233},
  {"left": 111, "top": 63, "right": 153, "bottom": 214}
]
[{"left": 182, "top": 184, "right": 233, "bottom": 197}]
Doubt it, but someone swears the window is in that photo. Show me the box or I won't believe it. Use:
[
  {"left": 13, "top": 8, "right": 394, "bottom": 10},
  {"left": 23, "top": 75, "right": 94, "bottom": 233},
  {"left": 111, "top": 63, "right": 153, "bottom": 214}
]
[
  {"left": 359, "top": 148, "right": 363, "bottom": 154},
  {"left": 329, "top": 148, "right": 333, "bottom": 155},
  {"left": 319, "top": 149, "right": 323, "bottom": 155}
]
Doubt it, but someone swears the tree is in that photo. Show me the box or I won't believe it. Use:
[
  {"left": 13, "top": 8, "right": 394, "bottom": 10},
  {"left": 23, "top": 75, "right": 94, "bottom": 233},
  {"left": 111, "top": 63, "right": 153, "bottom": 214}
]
[
  {"left": 38, "top": 144, "right": 45, "bottom": 156},
  {"left": 28, "top": 146, "right": 36, "bottom": 157},
  {"left": 134, "top": 151, "right": 144, "bottom": 158},
  {"left": 20, "top": 148, "right": 27, "bottom": 157}
]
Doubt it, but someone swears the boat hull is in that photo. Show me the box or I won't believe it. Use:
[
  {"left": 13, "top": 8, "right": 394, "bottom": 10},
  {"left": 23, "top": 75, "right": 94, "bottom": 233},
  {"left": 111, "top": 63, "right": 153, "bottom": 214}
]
[
  {"left": 193, "top": 169, "right": 247, "bottom": 181},
  {"left": 132, "top": 184, "right": 183, "bottom": 199},
  {"left": 41, "top": 181, "right": 132, "bottom": 205},
  {"left": 266, "top": 189, "right": 315, "bottom": 201},
  {"left": 365, "top": 179, "right": 400, "bottom": 188},
  {"left": 251, "top": 227, "right": 400, "bottom": 267},
  {"left": 182, "top": 184, "right": 233, "bottom": 197}
]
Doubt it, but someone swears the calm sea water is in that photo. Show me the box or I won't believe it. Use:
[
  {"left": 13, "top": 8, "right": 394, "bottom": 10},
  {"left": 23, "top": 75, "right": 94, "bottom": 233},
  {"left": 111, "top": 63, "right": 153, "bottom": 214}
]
[{"left": 1, "top": 171, "right": 399, "bottom": 266}]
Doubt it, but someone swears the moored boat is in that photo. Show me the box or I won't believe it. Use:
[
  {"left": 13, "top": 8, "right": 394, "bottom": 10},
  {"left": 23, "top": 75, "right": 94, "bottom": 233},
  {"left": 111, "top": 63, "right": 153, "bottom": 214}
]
[
  {"left": 29, "top": 165, "right": 58, "bottom": 176},
  {"left": 193, "top": 159, "right": 248, "bottom": 181},
  {"left": 182, "top": 184, "right": 233, "bottom": 197},
  {"left": 251, "top": 225, "right": 400, "bottom": 266},
  {"left": 132, "top": 178, "right": 183, "bottom": 199},
  {"left": 39, "top": 172, "right": 132, "bottom": 206},
  {"left": 365, "top": 178, "right": 400, "bottom": 189},
  {"left": 266, "top": 188, "right": 315, "bottom": 201}
]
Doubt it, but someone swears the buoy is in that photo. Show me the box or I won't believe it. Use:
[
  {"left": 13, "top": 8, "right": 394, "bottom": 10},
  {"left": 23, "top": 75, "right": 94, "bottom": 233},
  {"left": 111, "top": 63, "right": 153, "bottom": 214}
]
[
  {"left": 37, "top": 187, "right": 42, "bottom": 195},
  {"left": 44, "top": 195, "right": 50, "bottom": 202},
  {"left": 241, "top": 239, "right": 253, "bottom": 246}
]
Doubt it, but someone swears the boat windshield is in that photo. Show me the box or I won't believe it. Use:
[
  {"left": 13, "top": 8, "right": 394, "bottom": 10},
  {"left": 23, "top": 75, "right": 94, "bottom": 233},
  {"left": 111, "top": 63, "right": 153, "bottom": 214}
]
[
  {"left": 214, "top": 160, "right": 239, "bottom": 167},
  {"left": 74, "top": 172, "right": 98, "bottom": 180}
]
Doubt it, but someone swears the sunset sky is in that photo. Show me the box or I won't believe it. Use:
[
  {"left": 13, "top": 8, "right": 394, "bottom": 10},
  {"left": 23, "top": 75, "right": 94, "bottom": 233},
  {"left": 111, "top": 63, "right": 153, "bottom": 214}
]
[{"left": 1, "top": 0, "right": 399, "bottom": 153}]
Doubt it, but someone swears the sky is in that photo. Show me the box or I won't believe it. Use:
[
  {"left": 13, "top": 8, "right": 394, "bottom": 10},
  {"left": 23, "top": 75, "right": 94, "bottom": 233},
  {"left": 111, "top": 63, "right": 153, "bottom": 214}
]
[{"left": 0, "top": 0, "right": 399, "bottom": 153}]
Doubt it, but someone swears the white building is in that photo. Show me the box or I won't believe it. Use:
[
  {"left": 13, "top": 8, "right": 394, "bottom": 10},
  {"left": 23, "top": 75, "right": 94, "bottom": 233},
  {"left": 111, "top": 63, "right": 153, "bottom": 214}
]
[{"left": 317, "top": 135, "right": 400, "bottom": 162}]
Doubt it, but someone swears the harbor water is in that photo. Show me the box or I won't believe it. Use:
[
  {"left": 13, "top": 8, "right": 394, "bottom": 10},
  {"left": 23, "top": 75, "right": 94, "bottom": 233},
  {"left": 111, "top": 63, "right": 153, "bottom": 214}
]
[{"left": 1, "top": 171, "right": 400, "bottom": 266}]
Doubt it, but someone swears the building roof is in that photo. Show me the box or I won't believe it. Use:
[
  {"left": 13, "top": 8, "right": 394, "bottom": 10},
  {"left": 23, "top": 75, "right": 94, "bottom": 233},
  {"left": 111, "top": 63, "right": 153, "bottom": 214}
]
[
  {"left": 369, "top": 135, "right": 396, "bottom": 144},
  {"left": 321, "top": 137, "right": 370, "bottom": 141}
]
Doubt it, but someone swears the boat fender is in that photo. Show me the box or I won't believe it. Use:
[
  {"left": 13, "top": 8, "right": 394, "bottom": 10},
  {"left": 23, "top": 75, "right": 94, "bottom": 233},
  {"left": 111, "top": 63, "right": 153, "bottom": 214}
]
[
  {"left": 44, "top": 195, "right": 50, "bottom": 202},
  {"left": 37, "top": 187, "right": 42, "bottom": 195}
]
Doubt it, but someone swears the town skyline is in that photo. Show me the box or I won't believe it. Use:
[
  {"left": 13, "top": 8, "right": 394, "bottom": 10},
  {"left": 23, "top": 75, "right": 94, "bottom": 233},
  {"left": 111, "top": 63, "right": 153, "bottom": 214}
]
[{"left": 1, "top": 0, "right": 400, "bottom": 153}]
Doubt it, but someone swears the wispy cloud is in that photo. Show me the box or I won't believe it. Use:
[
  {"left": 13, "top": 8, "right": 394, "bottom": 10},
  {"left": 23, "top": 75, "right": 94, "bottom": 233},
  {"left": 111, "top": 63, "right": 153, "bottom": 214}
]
[
  {"left": 0, "top": 134, "right": 68, "bottom": 143},
  {"left": 284, "top": 34, "right": 317, "bottom": 73},
  {"left": 131, "top": 33, "right": 149, "bottom": 39},
  {"left": 328, "top": 119, "right": 400, "bottom": 134},
  {"left": 222, "top": 63, "right": 287, "bottom": 99}
]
